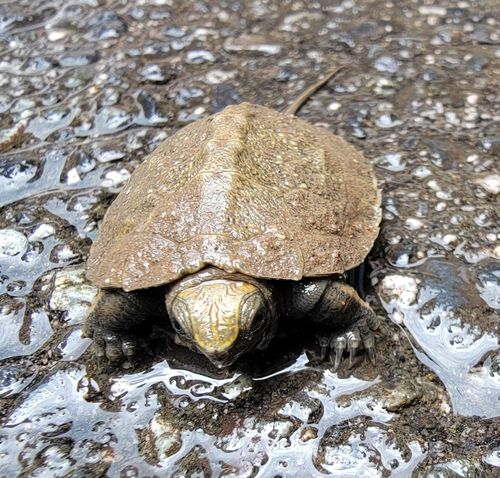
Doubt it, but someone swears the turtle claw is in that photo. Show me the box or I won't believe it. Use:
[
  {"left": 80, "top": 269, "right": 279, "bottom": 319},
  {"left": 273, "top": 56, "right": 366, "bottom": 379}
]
[
  {"left": 122, "top": 337, "right": 139, "bottom": 358},
  {"left": 366, "top": 346, "right": 376, "bottom": 365},
  {"left": 316, "top": 335, "right": 331, "bottom": 361},
  {"left": 331, "top": 336, "right": 346, "bottom": 371},
  {"left": 346, "top": 329, "right": 361, "bottom": 367},
  {"left": 362, "top": 331, "right": 376, "bottom": 365},
  {"left": 104, "top": 333, "right": 124, "bottom": 361},
  {"left": 325, "top": 317, "right": 378, "bottom": 371},
  {"left": 90, "top": 327, "right": 143, "bottom": 363}
]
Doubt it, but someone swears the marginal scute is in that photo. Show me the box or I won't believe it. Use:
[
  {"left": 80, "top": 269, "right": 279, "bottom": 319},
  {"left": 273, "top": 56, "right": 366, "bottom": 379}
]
[{"left": 87, "top": 103, "right": 381, "bottom": 290}]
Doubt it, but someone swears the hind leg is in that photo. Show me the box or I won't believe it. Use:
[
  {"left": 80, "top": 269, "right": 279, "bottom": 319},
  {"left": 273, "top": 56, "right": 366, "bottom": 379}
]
[
  {"left": 308, "top": 281, "right": 379, "bottom": 371},
  {"left": 82, "top": 288, "right": 165, "bottom": 362}
]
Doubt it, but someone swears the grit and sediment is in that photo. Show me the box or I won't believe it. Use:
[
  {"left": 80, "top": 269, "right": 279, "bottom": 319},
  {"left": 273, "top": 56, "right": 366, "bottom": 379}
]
[{"left": 0, "top": 1, "right": 498, "bottom": 476}]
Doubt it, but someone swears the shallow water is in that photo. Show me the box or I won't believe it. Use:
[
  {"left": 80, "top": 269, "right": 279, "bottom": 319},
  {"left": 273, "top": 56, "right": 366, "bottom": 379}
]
[{"left": 0, "top": 0, "right": 499, "bottom": 476}]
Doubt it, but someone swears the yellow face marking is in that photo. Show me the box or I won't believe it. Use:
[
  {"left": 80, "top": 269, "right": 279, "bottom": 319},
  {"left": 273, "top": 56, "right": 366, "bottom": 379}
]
[{"left": 176, "top": 280, "right": 259, "bottom": 353}]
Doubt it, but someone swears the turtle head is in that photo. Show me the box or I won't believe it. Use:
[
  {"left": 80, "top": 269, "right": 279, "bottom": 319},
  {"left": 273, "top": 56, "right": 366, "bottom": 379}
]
[{"left": 167, "top": 278, "right": 273, "bottom": 367}]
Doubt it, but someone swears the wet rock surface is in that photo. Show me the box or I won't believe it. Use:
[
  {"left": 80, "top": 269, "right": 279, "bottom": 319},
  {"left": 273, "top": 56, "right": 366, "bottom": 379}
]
[{"left": 0, "top": 0, "right": 498, "bottom": 476}]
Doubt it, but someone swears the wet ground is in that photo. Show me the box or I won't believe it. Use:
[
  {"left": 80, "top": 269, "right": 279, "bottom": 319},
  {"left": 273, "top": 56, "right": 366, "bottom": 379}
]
[{"left": 0, "top": 0, "right": 499, "bottom": 476}]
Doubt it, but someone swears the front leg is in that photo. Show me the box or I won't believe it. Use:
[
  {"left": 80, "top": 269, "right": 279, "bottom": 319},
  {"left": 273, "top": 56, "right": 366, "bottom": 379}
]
[
  {"left": 82, "top": 288, "right": 166, "bottom": 362},
  {"left": 307, "top": 281, "right": 379, "bottom": 370}
]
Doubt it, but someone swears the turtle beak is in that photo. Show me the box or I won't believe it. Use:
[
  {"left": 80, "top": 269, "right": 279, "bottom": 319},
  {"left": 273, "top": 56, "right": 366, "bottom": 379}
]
[
  {"left": 204, "top": 353, "right": 237, "bottom": 369},
  {"left": 192, "top": 310, "right": 240, "bottom": 357},
  {"left": 169, "top": 279, "right": 265, "bottom": 367}
]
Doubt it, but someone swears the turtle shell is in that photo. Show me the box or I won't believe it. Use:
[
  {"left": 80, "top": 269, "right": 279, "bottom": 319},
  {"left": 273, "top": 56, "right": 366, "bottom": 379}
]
[{"left": 87, "top": 103, "right": 381, "bottom": 291}]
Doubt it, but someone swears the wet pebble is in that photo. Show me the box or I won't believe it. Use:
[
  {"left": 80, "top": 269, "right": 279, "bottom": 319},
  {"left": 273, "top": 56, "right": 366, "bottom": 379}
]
[
  {"left": 94, "top": 148, "right": 125, "bottom": 163},
  {"left": 93, "top": 107, "right": 131, "bottom": 134},
  {"left": 0, "top": 120, "right": 27, "bottom": 153},
  {"left": 175, "top": 87, "right": 204, "bottom": 107},
  {"left": 140, "top": 64, "right": 168, "bottom": 83},
  {"left": 224, "top": 34, "right": 281, "bottom": 55},
  {"left": 299, "top": 426, "right": 317, "bottom": 442},
  {"left": 85, "top": 11, "right": 127, "bottom": 41},
  {"left": 185, "top": 50, "right": 216, "bottom": 64},
  {"left": 376, "top": 153, "right": 405, "bottom": 172},
  {"left": 466, "top": 54, "right": 490, "bottom": 72},
  {"left": 59, "top": 51, "right": 99, "bottom": 67},
  {"left": 385, "top": 241, "right": 417, "bottom": 267},
  {"left": 101, "top": 169, "right": 131, "bottom": 188},
  {"left": 0, "top": 229, "right": 28, "bottom": 257},
  {"left": 375, "top": 113, "right": 400, "bottom": 128},
  {"left": 380, "top": 275, "right": 419, "bottom": 307},
  {"left": 49, "top": 268, "right": 98, "bottom": 323},
  {"left": 144, "top": 415, "right": 182, "bottom": 464},
  {"left": 373, "top": 55, "right": 399, "bottom": 73},
  {"left": 382, "top": 381, "right": 423, "bottom": 412},
  {"left": 28, "top": 224, "right": 55, "bottom": 241},
  {"left": 470, "top": 25, "right": 499, "bottom": 45},
  {"left": 163, "top": 25, "right": 186, "bottom": 38},
  {"left": 204, "top": 69, "right": 237, "bottom": 85},
  {"left": 473, "top": 174, "right": 500, "bottom": 195},
  {"left": 422, "top": 459, "right": 483, "bottom": 478}
]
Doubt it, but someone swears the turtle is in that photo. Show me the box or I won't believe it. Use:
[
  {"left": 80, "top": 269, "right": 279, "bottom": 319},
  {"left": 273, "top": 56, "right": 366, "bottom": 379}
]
[{"left": 83, "top": 66, "right": 382, "bottom": 370}]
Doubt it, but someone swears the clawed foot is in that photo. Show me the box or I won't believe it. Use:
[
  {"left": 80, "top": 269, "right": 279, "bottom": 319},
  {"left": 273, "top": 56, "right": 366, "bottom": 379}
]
[
  {"left": 82, "top": 326, "right": 152, "bottom": 363},
  {"left": 315, "top": 315, "right": 379, "bottom": 371}
]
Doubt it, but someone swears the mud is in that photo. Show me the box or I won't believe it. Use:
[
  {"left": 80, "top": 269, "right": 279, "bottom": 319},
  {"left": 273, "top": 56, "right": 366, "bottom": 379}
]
[{"left": 0, "top": 0, "right": 498, "bottom": 477}]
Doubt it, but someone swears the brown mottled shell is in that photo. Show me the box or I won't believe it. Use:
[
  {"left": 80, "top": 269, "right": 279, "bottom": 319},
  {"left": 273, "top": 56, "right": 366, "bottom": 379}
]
[{"left": 87, "top": 103, "right": 381, "bottom": 291}]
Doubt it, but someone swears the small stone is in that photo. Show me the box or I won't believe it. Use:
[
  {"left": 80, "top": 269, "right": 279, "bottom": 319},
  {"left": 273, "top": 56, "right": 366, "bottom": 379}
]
[
  {"left": 101, "top": 169, "right": 131, "bottom": 188},
  {"left": 29, "top": 224, "right": 55, "bottom": 241},
  {"left": 95, "top": 149, "right": 126, "bottom": 163},
  {"left": 204, "top": 69, "right": 237, "bottom": 85},
  {"left": 224, "top": 35, "right": 281, "bottom": 55},
  {"left": 473, "top": 174, "right": 500, "bottom": 195},
  {"left": 380, "top": 275, "right": 419, "bottom": 306},
  {"left": 442, "top": 234, "right": 457, "bottom": 244},
  {"left": 376, "top": 153, "right": 405, "bottom": 172},
  {"left": 413, "top": 166, "right": 432, "bottom": 179},
  {"left": 0, "top": 229, "right": 28, "bottom": 257},
  {"left": 466, "top": 93, "right": 479, "bottom": 105},
  {"left": 47, "top": 30, "right": 68, "bottom": 42},
  {"left": 185, "top": 50, "right": 216, "bottom": 64},
  {"left": 405, "top": 218, "right": 423, "bottom": 230},
  {"left": 383, "top": 382, "right": 422, "bottom": 411},
  {"left": 50, "top": 244, "right": 80, "bottom": 264},
  {"left": 85, "top": 11, "right": 127, "bottom": 41},
  {"left": 50, "top": 269, "right": 98, "bottom": 322},
  {"left": 66, "top": 168, "right": 81, "bottom": 185},
  {"left": 375, "top": 113, "right": 399, "bottom": 128},
  {"left": 299, "top": 427, "right": 318, "bottom": 442},
  {"left": 140, "top": 64, "right": 167, "bottom": 83},
  {"left": 59, "top": 51, "right": 99, "bottom": 67},
  {"left": 327, "top": 101, "right": 342, "bottom": 112},
  {"left": 146, "top": 415, "right": 182, "bottom": 464},
  {"left": 373, "top": 55, "right": 399, "bottom": 73},
  {"left": 0, "top": 120, "right": 27, "bottom": 153},
  {"left": 418, "top": 6, "right": 447, "bottom": 16}
]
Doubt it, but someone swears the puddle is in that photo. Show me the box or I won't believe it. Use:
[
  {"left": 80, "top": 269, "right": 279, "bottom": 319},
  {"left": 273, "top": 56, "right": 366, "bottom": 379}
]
[{"left": 0, "top": 0, "right": 499, "bottom": 476}]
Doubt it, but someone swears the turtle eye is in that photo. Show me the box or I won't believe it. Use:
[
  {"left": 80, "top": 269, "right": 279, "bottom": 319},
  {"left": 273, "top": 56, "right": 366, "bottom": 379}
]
[
  {"left": 239, "top": 292, "right": 264, "bottom": 330},
  {"left": 252, "top": 309, "right": 267, "bottom": 330},
  {"left": 171, "top": 298, "right": 191, "bottom": 335},
  {"left": 171, "top": 318, "right": 185, "bottom": 336}
]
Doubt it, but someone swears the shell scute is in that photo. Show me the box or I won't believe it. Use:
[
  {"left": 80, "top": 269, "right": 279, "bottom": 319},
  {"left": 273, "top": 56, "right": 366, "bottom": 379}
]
[{"left": 87, "top": 103, "right": 381, "bottom": 290}]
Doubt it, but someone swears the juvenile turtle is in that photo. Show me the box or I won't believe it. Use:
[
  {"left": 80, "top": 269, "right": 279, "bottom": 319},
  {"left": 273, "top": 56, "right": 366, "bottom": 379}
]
[{"left": 84, "top": 67, "right": 382, "bottom": 369}]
